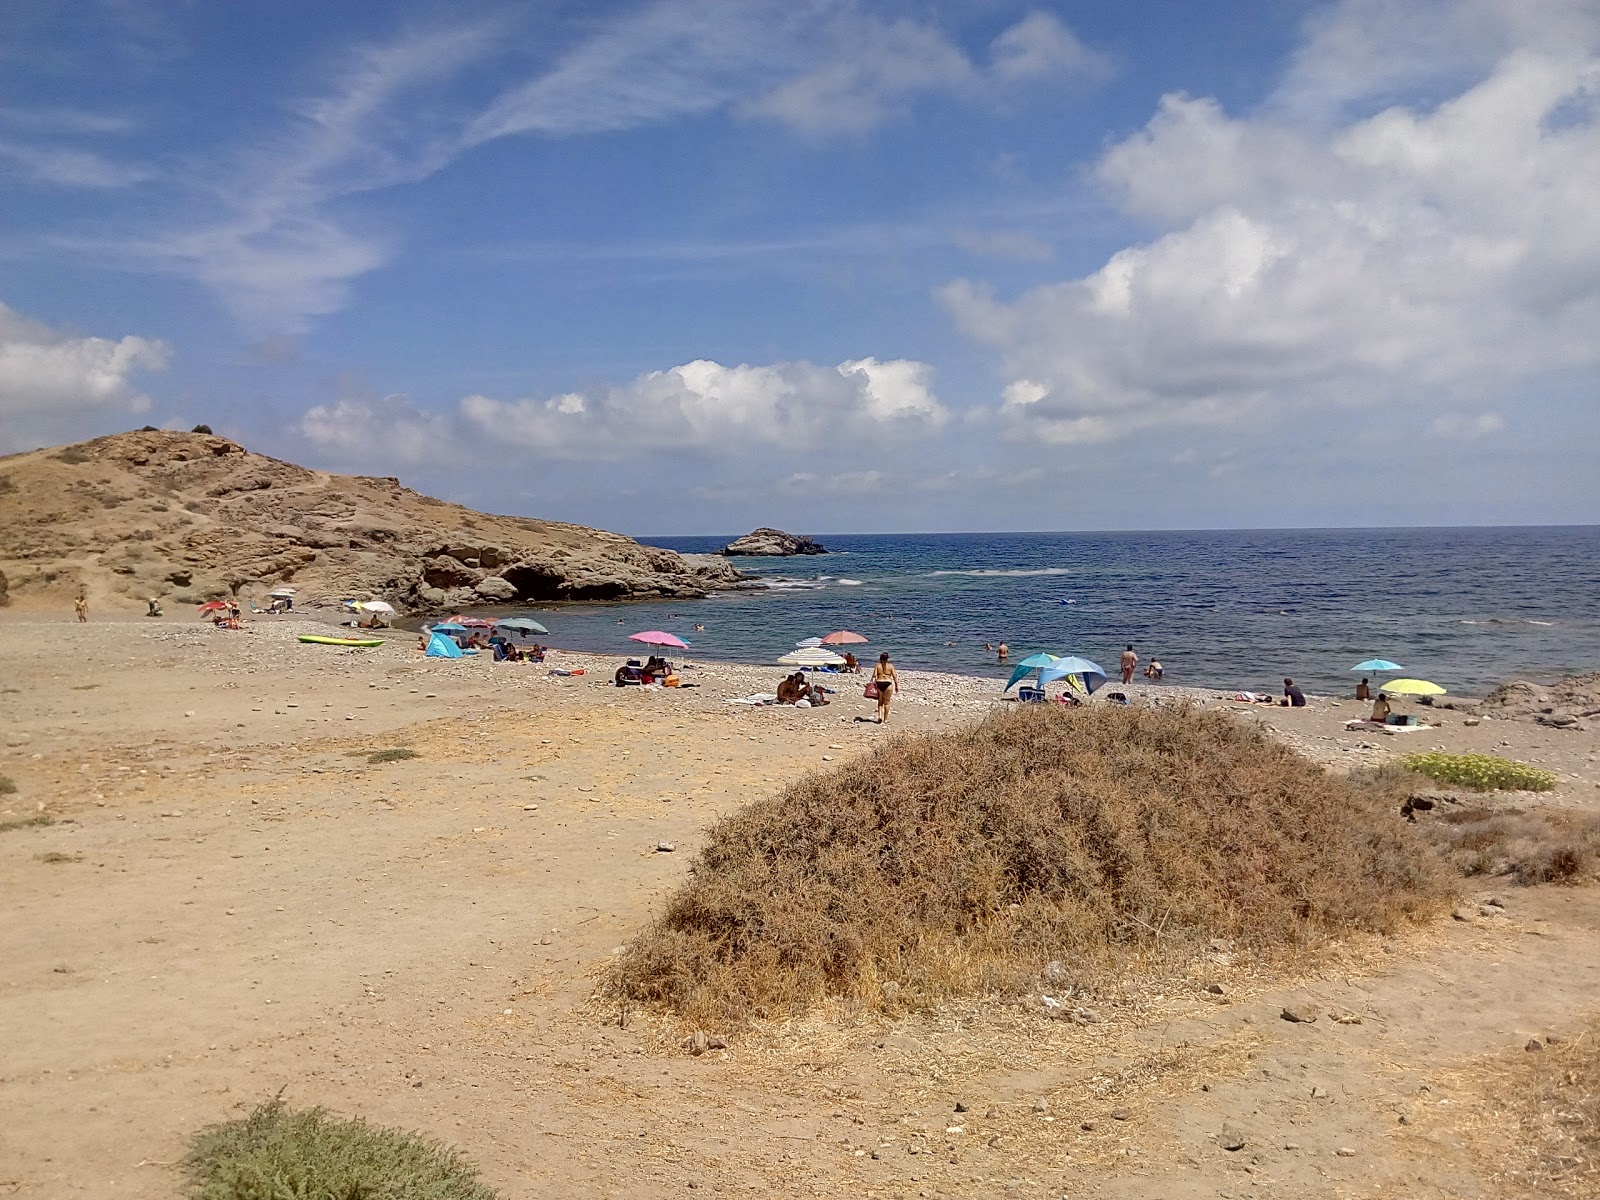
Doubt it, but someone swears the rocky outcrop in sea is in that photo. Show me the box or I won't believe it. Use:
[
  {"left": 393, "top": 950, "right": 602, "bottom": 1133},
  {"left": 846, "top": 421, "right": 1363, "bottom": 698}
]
[{"left": 721, "top": 527, "right": 827, "bottom": 556}]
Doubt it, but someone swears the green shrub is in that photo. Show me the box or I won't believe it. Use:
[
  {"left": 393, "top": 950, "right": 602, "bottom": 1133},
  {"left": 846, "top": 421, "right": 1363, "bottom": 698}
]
[
  {"left": 183, "top": 1099, "right": 501, "bottom": 1200},
  {"left": 0, "top": 775, "right": 16, "bottom": 794},
  {"left": 1, "top": 814, "right": 54, "bottom": 833},
  {"left": 1401, "top": 752, "right": 1557, "bottom": 793},
  {"left": 367, "top": 748, "right": 418, "bottom": 764}
]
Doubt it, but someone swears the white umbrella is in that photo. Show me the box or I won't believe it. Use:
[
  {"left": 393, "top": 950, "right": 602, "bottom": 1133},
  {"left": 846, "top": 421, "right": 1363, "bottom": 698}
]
[
  {"left": 268, "top": 587, "right": 296, "bottom": 598},
  {"left": 778, "top": 647, "right": 846, "bottom": 667},
  {"left": 795, "top": 636, "right": 824, "bottom": 648},
  {"left": 356, "top": 600, "right": 396, "bottom": 614}
]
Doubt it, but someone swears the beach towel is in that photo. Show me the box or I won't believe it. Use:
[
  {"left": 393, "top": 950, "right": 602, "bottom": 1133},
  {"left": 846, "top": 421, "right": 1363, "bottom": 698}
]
[{"left": 726, "top": 693, "right": 779, "bottom": 705}]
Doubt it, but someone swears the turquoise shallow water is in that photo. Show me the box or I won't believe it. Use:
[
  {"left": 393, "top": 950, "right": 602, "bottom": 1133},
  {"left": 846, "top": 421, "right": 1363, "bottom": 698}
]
[{"left": 479, "top": 527, "right": 1600, "bottom": 697}]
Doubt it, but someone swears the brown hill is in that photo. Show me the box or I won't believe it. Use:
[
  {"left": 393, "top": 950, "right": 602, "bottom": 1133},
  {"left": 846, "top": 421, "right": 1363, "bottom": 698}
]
[{"left": 0, "top": 429, "right": 747, "bottom": 612}]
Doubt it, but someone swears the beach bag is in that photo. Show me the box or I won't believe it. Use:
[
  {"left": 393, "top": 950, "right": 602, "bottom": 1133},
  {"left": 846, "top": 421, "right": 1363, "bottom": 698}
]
[
  {"left": 664, "top": 675, "right": 681, "bottom": 687},
  {"left": 863, "top": 681, "right": 879, "bottom": 699}
]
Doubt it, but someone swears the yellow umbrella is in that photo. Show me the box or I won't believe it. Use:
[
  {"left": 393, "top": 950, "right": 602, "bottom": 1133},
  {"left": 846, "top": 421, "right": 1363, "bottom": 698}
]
[{"left": 1379, "top": 678, "right": 1446, "bottom": 696}]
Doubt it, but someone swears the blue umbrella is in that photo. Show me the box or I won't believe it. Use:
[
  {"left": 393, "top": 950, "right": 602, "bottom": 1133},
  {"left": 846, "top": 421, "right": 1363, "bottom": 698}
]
[
  {"left": 495, "top": 617, "right": 549, "bottom": 635},
  {"left": 1004, "top": 652, "right": 1060, "bottom": 691},
  {"left": 429, "top": 621, "right": 467, "bottom": 633},
  {"left": 1352, "top": 659, "right": 1403, "bottom": 672},
  {"left": 1039, "top": 655, "right": 1108, "bottom": 694}
]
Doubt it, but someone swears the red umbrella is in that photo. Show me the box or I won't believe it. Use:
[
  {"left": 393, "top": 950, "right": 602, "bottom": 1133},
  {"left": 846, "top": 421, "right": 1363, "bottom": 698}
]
[
  {"left": 629, "top": 630, "right": 689, "bottom": 649},
  {"left": 196, "top": 601, "right": 230, "bottom": 614},
  {"left": 820, "top": 630, "right": 868, "bottom": 645}
]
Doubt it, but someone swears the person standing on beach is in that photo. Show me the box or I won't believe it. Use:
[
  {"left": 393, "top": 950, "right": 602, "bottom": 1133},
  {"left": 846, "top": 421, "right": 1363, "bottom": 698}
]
[
  {"left": 74, "top": 593, "right": 88, "bottom": 622},
  {"left": 871, "top": 652, "right": 899, "bottom": 723},
  {"left": 1120, "top": 645, "right": 1138, "bottom": 684}
]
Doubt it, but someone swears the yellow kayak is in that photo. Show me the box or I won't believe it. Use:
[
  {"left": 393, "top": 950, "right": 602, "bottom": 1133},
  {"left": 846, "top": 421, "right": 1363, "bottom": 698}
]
[{"left": 298, "top": 634, "right": 385, "bottom": 648}]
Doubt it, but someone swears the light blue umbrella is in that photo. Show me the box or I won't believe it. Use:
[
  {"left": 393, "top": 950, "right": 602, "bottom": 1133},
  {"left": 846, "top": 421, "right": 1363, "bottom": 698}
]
[
  {"left": 1004, "top": 652, "right": 1060, "bottom": 691},
  {"left": 1039, "top": 655, "right": 1108, "bottom": 694},
  {"left": 1352, "top": 658, "right": 1403, "bottom": 672},
  {"left": 495, "top": 617, "right": 549, "bottom": 635},
  {"left": 429, "top": 621, "right": 467, "bottom": 633}
]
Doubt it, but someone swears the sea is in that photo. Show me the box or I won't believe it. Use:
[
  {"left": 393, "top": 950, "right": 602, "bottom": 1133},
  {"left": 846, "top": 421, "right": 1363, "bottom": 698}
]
[{"left": 489, "top": 528, "right": 1600, "bottom": 697}]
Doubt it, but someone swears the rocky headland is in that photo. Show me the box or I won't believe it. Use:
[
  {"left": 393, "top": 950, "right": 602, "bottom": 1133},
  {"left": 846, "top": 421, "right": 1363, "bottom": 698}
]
[
  {"left": 0, "top": 429, "right": 750, "bottom": 612},
  {"left": 721, "top": 527, "right": 827, "bottom": 556}
]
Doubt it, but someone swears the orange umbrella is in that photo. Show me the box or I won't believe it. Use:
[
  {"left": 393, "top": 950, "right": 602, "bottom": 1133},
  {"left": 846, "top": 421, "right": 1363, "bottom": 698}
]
[{"left": 820, "top": 630, "right": 868, "bottom": 645}]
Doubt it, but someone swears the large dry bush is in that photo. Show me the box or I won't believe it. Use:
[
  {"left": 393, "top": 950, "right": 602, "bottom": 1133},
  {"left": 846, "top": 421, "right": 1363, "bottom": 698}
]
[
  {"left": 609, "top": 704, "right": 1454, "bottom": 1026},
  {"left": 1423, "top": 806, "right": 1600, "bottom": 885}
]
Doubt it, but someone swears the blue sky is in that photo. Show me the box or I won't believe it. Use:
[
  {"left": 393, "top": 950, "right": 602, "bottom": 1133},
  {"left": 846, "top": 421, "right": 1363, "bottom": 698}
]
[{"left": 2, "top": 0, "right": 1598, "bottom": 534}]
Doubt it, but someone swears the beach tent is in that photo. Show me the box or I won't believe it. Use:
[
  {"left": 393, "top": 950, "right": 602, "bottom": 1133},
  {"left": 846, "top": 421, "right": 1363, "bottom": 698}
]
[
  {"left": 1003, "top": 652, "right": 1060, "bottom": 691},
  {"left": 1039, "top": 656, "right": 1108, "bottom": 694},
  {"left": 426, "top": 632, "right": 465, "bottom": 658}
]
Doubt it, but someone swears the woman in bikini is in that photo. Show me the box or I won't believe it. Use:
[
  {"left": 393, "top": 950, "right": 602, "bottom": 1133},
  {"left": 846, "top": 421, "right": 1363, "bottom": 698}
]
[{"left": 871, "top": 651, "right": 899, "bottom": 723}]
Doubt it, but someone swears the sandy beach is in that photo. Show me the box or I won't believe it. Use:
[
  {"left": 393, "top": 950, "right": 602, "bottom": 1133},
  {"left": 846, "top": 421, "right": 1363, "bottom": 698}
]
[{"left": 4, "top": 608, "right": 1599, "bottom": 1198}]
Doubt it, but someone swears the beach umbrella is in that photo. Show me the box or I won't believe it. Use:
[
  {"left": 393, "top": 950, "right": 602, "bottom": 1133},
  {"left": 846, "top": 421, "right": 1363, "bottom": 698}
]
[
  {"left": 267, "top": 587, "right": 295, "bottom": 598},
  {"left": 495, "top": 617, "right": 548, "bottom": 635},
  {"left": 820, "top": 630, "right": 867, "bottom": 645},
  {"left": 1004, "top": 652, "right": 1060, "bottom": 691},
  {"left": 795, "top": 636, "right": 825, "bottom": 648},
  {"left": 356, "top": 600, "right": 396, "bottom": 614},
  {"left": 429, "top": 621, "right": 467, "bottom": 633},
  {"left": 196, "top": 600, "right": 231, "bottom": 615},
  {"left": 1352, "top": 658, "right": 1404, "bottom": 672},
  {"left": 778, "top": 647, "right": 846, "bottom": 667},
  {"left": 457, "top": 617, "right": 496, "bottom": 629},
  {"left": 1378, "top": 678, "right": 1446, "bottom": 696},
  {"left": 629, "top": 630, "right": 689, "bottom": 649},
  {"left": 1039, "top": 655, "right": 1108, "bottom": 694}
]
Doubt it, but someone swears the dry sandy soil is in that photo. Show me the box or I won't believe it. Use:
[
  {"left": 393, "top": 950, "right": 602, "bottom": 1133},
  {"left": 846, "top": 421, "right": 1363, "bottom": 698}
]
[{"left": 3, "top": 610, "right": 1599, "bottom": 1199}]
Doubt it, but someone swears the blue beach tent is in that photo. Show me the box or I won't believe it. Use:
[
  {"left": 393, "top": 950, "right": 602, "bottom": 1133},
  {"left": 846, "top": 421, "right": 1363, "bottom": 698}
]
[{"left": 426, "top": 632, "right": 465, "bottom": 658}]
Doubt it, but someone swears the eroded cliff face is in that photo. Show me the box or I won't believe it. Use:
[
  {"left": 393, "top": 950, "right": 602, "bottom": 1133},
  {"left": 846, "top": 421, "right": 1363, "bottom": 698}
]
[{"left": 0, "top": 430, "right": 747, "bottom": 611}]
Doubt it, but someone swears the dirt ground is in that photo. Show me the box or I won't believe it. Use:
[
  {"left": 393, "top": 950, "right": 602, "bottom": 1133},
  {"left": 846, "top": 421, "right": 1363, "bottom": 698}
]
[{"left": 3, "top": 612, "right": 1599, "bottom": 1199}]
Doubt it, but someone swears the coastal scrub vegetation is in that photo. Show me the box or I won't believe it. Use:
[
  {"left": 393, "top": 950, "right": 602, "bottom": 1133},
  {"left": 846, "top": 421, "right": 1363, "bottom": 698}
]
[
  {"left": 1, "top": 814, "right": 54, "bottom": 833},
  {"left": 367, "top": 748, "right": 418, "bottom": 764},
  {"left": 608, "top": 704, "right": 1454, "bottom": 1026},
  {"left": 1421, "top": 806, "right": 1600, "bottom": 885},
  {"left": 182, "top": 1098, "right": 501, "bottom": 1200},
  {"left": 1401, "top": 751, "right": 1557, "bottom": 793},
  {"left": 0, "top": 774, "right": 16, "bottom": 794}
]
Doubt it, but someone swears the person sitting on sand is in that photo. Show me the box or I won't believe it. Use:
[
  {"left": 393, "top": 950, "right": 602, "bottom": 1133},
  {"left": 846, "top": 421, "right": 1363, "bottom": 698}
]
[
  {"left": 1282, "top": 677, "right": 1306, "bottom": 707},
  {"left": 146, "top": 597, "right": 162, "bottom": 617},
  {"left": 1356, "top": 677, "right": 1371, "bottom": 701},
  {"left": 776, "top": 673, "right": 803, "bottom": 705},
  {"left": 1370, "top": 693, "right": 1392, "bottom": 723},
  {"left": 841, "top": 651, "right": 859, "bottom": 673}
]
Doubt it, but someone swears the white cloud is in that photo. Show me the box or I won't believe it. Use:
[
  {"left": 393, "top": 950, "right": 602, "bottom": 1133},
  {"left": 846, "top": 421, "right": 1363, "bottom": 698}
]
[
  {"left": 989, "top": 11, "right": 1111, "bottom": 84},
  {"left": 777, "top": 469, "right": 887, "bottom": 497},
  {"left": 952, "top": 227, "right": 1056, "bottom": 262},
  {"left": 0, "top": 106, "right": 137, "bottom": 135},
  {"left": 1431, "top": 411, "right": 1506, "bottom": 438},
  {"left": 295, "top": 394, "right": 461, "bottom": 466},
  {"left": 744, "top": 10, "right": 1105, "bottom": 135},
  {"left": 945, "top": 14, "right": 1600, "bottom": 446},
  {"left": 0, "top": 140, "right": 152, "bottom": 188},
  {"left": 0, "top": 301, "right": 170, "bottom": 451},
  {"left": 460, "top": 356, "right": 946, "bottom": 459}
]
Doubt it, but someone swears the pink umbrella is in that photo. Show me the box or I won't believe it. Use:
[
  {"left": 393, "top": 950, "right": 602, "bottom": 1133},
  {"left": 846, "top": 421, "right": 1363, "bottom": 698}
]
[
  {"left": 457, "top": 617, "right": 496, "bottom": 629},
  {"left": 820, "top": 630, "right": 868, "bottom": 645},
  {"left": 629, "top": 630, "right": 690, "bottom": 649}
]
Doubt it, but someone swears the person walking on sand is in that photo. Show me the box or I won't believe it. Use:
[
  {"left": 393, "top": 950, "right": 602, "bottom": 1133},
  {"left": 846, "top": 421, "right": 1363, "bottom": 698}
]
[
  {"left": 74, "top": 593, "right": 88, "bottom": 623},
  {"left": 871, "top": 652, "right": 899, "bottom": 723},
  {"left": 1120, "top": 645, "right": 1138, "bottom": 684}
]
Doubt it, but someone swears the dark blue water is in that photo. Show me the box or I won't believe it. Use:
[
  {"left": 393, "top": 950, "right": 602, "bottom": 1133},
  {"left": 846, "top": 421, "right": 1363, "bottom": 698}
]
[{"left": 494, "top": 529, "right": 1600, "bottom": 696}]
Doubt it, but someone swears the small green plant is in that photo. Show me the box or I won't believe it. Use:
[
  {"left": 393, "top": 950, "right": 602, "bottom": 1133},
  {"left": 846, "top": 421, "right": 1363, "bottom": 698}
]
[
  {"left": 0, "top": 775, "right": 16, "bottom": 794},
  {"left": 1, "top": 814, "right": 53, "bottom": 833},
  {"left": 367, "top": 748, "right": 418, "bottom": 764},
  {"left": 182, "top": 1098, "right": 501, "bottom": 1200},
  {"left": 1402, "top": 752, "right": 1557, "bottom": 793}
]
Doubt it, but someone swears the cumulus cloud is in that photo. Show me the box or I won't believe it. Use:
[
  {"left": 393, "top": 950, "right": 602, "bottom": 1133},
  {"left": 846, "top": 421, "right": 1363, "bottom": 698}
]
[
  {"left": 460, "top": 356, "right": 946, "bottom": 459},
  {"left": 295, "top": 393, "right": 461, "bottom": 467},
  {"left": 0, "top": 301, "right": 170, "bottom": 451},
  {"left": 944, "top": 15, "right": 1600, "bottom": 445},
  {"left": 745, "top": 10, "right": 1106, "bottom": 135}
]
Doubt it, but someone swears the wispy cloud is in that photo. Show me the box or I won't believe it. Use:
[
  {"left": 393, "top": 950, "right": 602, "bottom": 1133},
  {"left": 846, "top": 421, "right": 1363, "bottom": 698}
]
[
  {"left": 0, "top": 140, "right": 152, "bottom": 188},
  {"left": 0, "top": 106, "right": 136, "bottom": 135}
]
